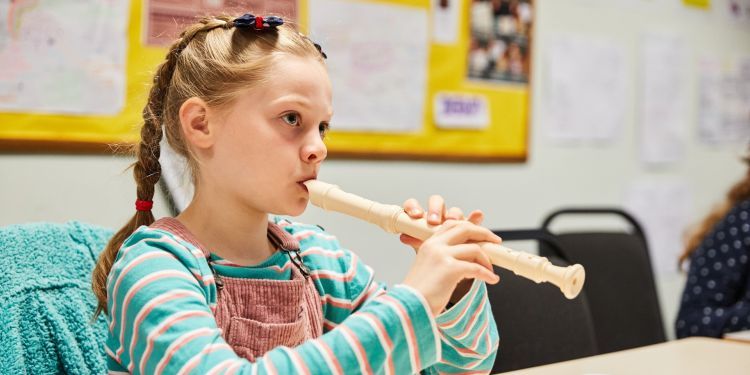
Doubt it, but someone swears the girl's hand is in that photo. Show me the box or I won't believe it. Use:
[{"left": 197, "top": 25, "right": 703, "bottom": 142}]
[
  {"left": 400, "top": 195, "right": 485, "bottom": 251},
  {"left": 402, "top": 220, "right": 502, "bottom": 315}
]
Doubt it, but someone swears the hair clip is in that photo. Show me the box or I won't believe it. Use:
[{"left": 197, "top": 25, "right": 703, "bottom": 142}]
[
  {"left": 233, "top": 13, "right": 283, "bottom": 30},
  {"left": 312, "top": 42, "right": 327, "bottom": 59}
]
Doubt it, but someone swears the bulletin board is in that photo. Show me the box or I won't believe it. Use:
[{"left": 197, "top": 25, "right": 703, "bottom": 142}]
[{"left": 0, "top": 0, "right": 530, "bottom": 161}]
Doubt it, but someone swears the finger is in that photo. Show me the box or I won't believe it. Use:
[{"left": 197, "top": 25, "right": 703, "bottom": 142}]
[
  {"left": 437, "top": 222, "right": 502, "bottom": 245},
  {"left": 445, "top": 206, "right": 465, "bottom": 221},
  {"left": 456, "top": 261, "right": 500, "bottom": 285},
  {"left": 402, "top": 198, "right": 424, "bottom": 218},
  {"left": 427, "top": 195, "right": 446, "bottom": 225},
  {"left": 467, "top": 210, "right": 484, "bottom": 225},
  {"left": 399, "top": 233, "right": 422, "bottom": 251},
  {"left": 449, "top": 243, "right": 494, "bottom": 272},
  {"left": 449, "top": 243, "right": 495, "bottom": 272}
]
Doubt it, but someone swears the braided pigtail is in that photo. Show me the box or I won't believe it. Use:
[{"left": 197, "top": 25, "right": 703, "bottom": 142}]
[{"left": 91, "top": 17, "right": 233, "bottom": 317}]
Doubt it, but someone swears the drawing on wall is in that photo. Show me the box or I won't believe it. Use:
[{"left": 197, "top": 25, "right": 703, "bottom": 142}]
[
  {"left": 467, "top": 0, "right": 533, "bottom": 84},
  {"left": 0, "top": 0, "right": 130, "bottom": 115},
  {"left": 145, "top": 0, "right": 297, "bottom": 46}
]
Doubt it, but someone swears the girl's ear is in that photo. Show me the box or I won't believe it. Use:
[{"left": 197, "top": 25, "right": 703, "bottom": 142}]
[{"left": 179, "top": 97, "right": 215, "bottom": 149}]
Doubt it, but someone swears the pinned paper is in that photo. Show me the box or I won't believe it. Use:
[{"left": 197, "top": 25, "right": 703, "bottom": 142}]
[
  {"left": 433, "top": 92, "right": 489, "bottom": 129},
  {"left": 431, "top": 0, "right": 460, "bottom": 44},
  {"left": 638, "top": 33, "right": 688, "bottom": 165},
  {"left": 541, "top": 35, "right": 628, "bottom": 142},
  {"left": 309, "top": 0, "right": 428, "bottom": 133},
  {"left": 0, "top": 1, "right": 129, "bottom": 115},
  {"left": 624, "top": 180, "right": 693, "bottom": 275}
]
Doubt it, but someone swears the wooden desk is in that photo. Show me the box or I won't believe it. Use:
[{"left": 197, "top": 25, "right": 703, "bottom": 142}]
[{"left": 501, "top": 337, "right": 750, "bottom": 375}]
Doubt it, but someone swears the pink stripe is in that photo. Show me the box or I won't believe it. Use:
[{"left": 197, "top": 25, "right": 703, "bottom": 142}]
[
  {"left": 438, "top": 282, "right": 481, "bottom": 330},
  {"left": 138, "top": 311, "right": 213, "bottom": 373},
  {"left": 440, "top": 332, "right": 487, "bottom": 367},
  {"left": 323, "top": 320, "right": 338, "bottom": 331},
  {"left": 264, "top": 357, "right": 278, "bottom": 375},
  {"left": 321, "top": 294, "right": 355, "bottom": 309},
  {"left": 316, "top": 339, "right": 344, "bottom": 374},
  {"left": 339, "top": 325, "right": 374, "bottom": 374},
  {"left": 286, "top": 348, "right": 311, "bottom": 375},
  {"left": 359, "top": 312, "right": 395, "bottom": 374},
  {"left": 453, "top": 318, "right": 490, "bottom": 355},
  {"left": 155, "top": 328, "right": 215, "bottom": 374},
  {"left": 310, "top": 256, "right": 358, "bottom": 282},
  {"left": 301, "top": 247, "right": 346, "bottom": 258},
  {"left": 380, "top": 295, "right": 421, "bottom": 371},
  {"left": 454, "top": 297, "right": 487, "bottom": 341},
  {"left": 108, "top": 252, "right": 175, "bottom": 329},
  {"left": 293, "top": 230, "right": 336, "bottom": 241},
  {"left": 116, "top": 270, "right": 196, "bottom": 359},
  {"left": 352, "top": 279, "right": 379, "bottom": 306},
  {"left": 178, "top": 343, "right": 233, "bottom": 374},
  {"left": 205, "top": 359, "right": 235, "bottom": 375},
  {"left": 128, "top": 290, "right": 204, "bottom": 362}
]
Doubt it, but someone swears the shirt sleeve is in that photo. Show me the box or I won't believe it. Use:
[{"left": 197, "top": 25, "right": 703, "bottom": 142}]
[
  {"left": 675, "top": 201, "right": 750, "bottom": 338},
  {"left": 426, "top": 280, "right": 500, "bottom": 374},
  {"left": 317, "top": 247, "right": 499, "bottom": 374},
  {"left": 106, "top": 235, "right": 441, "bottom": 375}
]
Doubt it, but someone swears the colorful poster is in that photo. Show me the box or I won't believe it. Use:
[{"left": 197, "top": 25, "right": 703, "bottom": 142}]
[
  {"left": 145, "top": 0, "right": 297, "bottom": 46},
  {"left": 468, "top": 0, "right": 533, "bottom": 84},
  {"left": 0, "top": 0, "right": 130, "bottom": 115},
  {"left": 309, "top": 0, "right": 428, "bottom": 133}
]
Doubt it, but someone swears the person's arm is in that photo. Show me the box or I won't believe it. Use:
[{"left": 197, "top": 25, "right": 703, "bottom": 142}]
[
  {"left": 108, "top": 237, "right": 441, "bottom": 374},
  {"left": 313, "top": 246, "right": 498, "bottom": 374},
  {"left": 675, "top": 206, "right": 750, "bottom": 338}
]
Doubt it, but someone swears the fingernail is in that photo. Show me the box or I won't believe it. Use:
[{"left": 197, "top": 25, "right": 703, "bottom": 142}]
[
  {"left": 410, "top": 208, "right": 422, "bottom": 216},
  {"left": 429, "top": 213, "right": 440, "bottom": 222}
]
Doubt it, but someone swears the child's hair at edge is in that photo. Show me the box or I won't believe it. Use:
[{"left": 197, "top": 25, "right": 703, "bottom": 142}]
[
  {"left": 91, "top": 14, "right": 326, "bottom": 317},
  {"left": 678, "top": 148, "right": 750, "bottom": 269}
]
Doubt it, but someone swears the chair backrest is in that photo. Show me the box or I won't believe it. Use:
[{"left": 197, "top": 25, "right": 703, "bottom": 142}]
[
  {"left": 487, "top": 229, "right": 598, "bottom": 373},
  {"left": 540, "top": 208, "right": 666, "bottom": 354},
  {"left": 0, "top": 221, "right": 113, "bottom": 374}
]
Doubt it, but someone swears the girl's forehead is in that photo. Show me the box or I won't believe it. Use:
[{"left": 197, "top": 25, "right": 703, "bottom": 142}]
[
  {"left": 231, "top": 57, "right": 331, "bottom": 111},
  {"left": 261, "top": 58, "right": 331, "bottom": 98}
]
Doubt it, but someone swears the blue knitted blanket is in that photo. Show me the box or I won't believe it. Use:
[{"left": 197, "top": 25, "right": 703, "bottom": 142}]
[{"left": 0, "top": 221, "right": 113, "bottom": 374}]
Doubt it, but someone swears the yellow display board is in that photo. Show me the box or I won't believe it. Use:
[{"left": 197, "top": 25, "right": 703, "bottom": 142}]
[{"left": 0, "top": 0, "right": 529, "bottom": 161}]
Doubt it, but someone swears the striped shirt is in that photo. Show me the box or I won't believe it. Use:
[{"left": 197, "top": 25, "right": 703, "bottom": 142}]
[{"left": 105, "top": 217, "right": 499, "bottom": 374}]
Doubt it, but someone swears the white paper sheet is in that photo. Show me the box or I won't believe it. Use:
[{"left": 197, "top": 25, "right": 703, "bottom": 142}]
[
  {"left": 698, "top": 56, "right": 750, "bottom": 144},
  {"left": 624, "top": 180, "right": 693, "bottom": 275},
  {"left": 431, "top": 0, "right": 460, "bottom": 44},
  {"left": 309, "top": 0, "right": 429, "bottom": 133},
  {"left": 0, "top": 0, "right": 129, "bottom": 115},
  {"left": 638, "top": 33, "right": 689, "bottom": 165},
  {"left": 541, "top": 35, "right": 628, "bottom": 143}
]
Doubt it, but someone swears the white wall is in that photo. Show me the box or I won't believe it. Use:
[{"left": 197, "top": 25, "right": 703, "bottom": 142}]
[{"left": 1, "top": 0, "right": 749, "bottom": 340}]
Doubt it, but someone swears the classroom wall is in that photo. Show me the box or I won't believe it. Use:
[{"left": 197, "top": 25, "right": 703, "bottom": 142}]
[{"left": 1, "top": 0, "right": 749, "bottom": 340}]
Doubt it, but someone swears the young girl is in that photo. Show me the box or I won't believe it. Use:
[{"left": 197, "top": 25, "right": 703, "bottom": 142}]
[{"left": 92, "top": 14, "right": 500, "bottom": 374}]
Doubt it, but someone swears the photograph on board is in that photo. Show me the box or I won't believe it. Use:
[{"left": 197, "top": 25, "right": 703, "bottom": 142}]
[{"left": 468, "top": 0, "right": 533, "bottom": 84}]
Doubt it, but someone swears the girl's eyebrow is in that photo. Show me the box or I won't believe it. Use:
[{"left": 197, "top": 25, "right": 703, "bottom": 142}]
[{"left": 270, "top": 94, "right": 333, "bottom": 117}]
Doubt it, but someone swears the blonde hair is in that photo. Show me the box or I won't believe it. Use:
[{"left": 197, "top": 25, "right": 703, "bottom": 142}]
[
  {"left": 92, "top": 15, "right": 325, "bottom": 317},
  {"left": 679, "top": 153, "right": 750, "bottom": 268}
]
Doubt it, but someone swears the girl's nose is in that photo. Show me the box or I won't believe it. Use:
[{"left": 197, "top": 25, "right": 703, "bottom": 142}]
[{"left": 301, "top": 133, "right": 327, "bottom": 163}]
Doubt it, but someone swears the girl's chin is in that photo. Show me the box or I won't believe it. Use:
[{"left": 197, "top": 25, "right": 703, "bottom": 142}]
[{"left": 274, "top": 199, "right": 309, "bottom": 217}]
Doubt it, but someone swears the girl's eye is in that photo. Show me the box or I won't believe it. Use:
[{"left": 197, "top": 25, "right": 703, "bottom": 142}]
[
  {"left": 282, "top": 112, "right": 300, "bottom": 126},
  {"left": 319, "top": 122, "right": 330, "bottom": 139}
]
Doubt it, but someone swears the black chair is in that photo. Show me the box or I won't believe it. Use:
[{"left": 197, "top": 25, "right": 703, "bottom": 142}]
[
  {"left": 487, "top": 229, "right": 598, "bottom": 373},
  {"left": 540, "top": 208, "right": 666, "bottom": 354}
]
